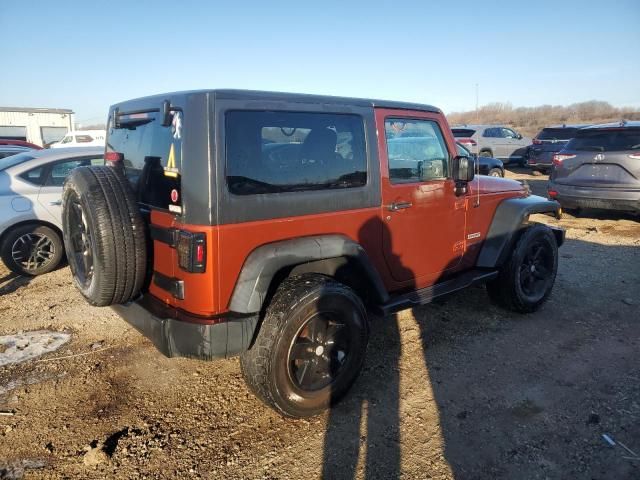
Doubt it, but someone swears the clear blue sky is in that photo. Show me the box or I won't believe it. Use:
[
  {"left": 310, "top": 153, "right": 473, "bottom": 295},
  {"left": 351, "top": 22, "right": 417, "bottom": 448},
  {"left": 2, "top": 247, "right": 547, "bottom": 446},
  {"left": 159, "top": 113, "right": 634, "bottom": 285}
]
[{"left": 2, "top": 0, "right": 639, "bottom": 124}]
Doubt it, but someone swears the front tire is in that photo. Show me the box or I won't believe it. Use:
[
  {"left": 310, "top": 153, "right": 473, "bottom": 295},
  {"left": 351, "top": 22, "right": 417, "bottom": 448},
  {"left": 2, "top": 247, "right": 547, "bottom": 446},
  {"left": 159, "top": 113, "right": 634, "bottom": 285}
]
[
  {"left": 1, "top": 224, "right": 64, "bottom": 276},
  {"left": 487, "top": 224, "right": 558, "bottom": 313},
  {"left": 488, "top": 168, "right": 503, "bottom": 177},
  {"left": 479, "top": 150, "right": 492, "bottom": 158},
  {"left": 240, "top": 274, "right": 369, "bottom": 418}
]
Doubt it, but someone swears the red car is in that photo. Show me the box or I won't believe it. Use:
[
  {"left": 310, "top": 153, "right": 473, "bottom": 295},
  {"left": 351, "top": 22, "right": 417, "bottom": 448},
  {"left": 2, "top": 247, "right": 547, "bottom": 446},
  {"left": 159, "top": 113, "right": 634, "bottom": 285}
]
[{"left": 0, "top": 139, "right": 42, "bottom": 150}]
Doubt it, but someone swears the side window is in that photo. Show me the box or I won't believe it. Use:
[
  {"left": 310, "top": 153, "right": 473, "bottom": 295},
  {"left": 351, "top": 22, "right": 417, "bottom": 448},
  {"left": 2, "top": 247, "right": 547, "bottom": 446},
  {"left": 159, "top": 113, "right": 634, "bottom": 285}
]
[
  {"left": 483, "top": 128, "right": 498, "bottom": 138},
  {"left": 76, "top": 135, "right": 93, "bottom": 143},
  {"left": 384, "top": 118, "right": 449, "bottom": 184},
  {"left": 502, "top": 128, "right": 516, "bottom": 138},
  {"left": 44, "top": 157, "right": 102, "bottom": 186},
  {"left": 226, "top": 111, "right": 367, "bottom": 195},
  {"left": 60, "top": 136, "right": 72, "bottom": 144},
  {"left": 19, "top": 167, "right": 45, "bottom": 185}
]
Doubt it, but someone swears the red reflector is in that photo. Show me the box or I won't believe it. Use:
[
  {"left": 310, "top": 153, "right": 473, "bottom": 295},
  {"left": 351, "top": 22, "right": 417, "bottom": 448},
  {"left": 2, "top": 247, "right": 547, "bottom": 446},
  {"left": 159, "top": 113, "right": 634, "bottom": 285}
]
[
  {"left": 532, "top": 138, "right": 542, "bottom": 145},
  {"left": 552, "top": 154, "right": 576, "bottom": 166},
  {"left": 196, "top": 244, "right": 205, "bottom": 263},
  {"left": 104, "top": 151, "right": 124, "bottom": 162},
  {"left": 548, "top": 190, "right": 558, "bottom": 198}
]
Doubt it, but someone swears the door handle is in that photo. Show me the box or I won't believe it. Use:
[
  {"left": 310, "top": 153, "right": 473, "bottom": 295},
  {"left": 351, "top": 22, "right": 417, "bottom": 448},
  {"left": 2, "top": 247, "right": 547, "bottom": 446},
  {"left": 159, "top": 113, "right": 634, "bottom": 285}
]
[
  {"left": 387, "top": 201, "right": 412, "bottom": 211},
  {"left": 49, "top": 200, "right": 62, "bottom": 206}
]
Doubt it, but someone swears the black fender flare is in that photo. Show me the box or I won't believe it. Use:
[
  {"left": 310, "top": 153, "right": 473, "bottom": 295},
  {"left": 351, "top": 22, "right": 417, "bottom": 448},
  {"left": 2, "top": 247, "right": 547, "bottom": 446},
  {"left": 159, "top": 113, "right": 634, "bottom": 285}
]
[
  {"left": 228, "top": 235, "right": 389, "bottom": 314},
  {"left": 476, "top": 195, "right": 564, "bottom": 268}
]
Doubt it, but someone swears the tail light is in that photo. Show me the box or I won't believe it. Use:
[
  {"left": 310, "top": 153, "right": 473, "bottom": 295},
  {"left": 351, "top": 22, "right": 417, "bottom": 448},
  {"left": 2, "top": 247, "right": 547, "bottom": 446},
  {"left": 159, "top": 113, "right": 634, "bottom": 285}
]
[
  {"left": 458, "top": 138, "right": 477, "bottom": 147},
  {"left": 532, "top": 138, "right": 542, "bottom": 145},
  {"left": 176, "top": 231, "right": 206, "bottom": 273},
  {"left": 628, "top": 153, "right": 640, "bottom": 160},
  {"left": 552, "top": 154, "right": 576, "bottom": 166},
  {"left": 548, "top": 189, "right": 558, "bottom": 198},
  {"left": 104, "top": 151, "right": 124, "bottom": 163}
]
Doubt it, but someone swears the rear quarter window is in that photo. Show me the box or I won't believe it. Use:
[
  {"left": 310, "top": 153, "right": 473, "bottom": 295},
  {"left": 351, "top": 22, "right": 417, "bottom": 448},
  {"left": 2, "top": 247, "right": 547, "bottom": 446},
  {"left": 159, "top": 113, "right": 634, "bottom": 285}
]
[{"left": 225, "top": 111, "right": 367, "bottom": 195}]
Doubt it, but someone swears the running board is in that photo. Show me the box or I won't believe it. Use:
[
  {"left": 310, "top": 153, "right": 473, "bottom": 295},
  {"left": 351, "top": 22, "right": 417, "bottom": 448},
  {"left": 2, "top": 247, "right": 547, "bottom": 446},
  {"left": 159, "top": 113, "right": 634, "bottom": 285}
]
[{"left": 379, "top": 269, "right": 498, "bottom": 316}]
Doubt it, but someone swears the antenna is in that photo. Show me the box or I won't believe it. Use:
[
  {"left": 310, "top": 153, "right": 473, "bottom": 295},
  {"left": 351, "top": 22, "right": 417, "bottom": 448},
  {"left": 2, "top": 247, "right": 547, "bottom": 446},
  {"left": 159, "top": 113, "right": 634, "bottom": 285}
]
[{"left": 474, "top": 83, "right": 481, "bottom": 208}]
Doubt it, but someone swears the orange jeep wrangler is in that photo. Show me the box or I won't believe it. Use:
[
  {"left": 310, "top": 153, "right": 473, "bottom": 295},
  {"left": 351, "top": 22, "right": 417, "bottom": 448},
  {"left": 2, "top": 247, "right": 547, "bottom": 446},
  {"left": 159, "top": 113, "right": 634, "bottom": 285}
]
[{"left": 62, "top": 90, "right": 564, "bottom": 417}]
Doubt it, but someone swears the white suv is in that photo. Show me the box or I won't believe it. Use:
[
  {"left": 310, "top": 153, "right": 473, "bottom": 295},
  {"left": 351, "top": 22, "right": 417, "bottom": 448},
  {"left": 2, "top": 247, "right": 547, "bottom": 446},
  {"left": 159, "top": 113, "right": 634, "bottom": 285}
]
[{"left": 452, "top": 125, "right": 531, "bottom": 164}]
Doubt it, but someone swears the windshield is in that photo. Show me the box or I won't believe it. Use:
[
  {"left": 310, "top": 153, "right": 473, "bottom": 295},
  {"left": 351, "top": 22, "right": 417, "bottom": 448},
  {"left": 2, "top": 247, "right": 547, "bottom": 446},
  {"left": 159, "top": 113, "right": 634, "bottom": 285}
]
[
  {"left": 565, "top": 128, "right": 640, "bottom": 152},
  {"left": 537, "top": 128, "right": 580, "bottom": 141},
  {"left": 0, "top": 152, "right": 36, "bottom": 171}
]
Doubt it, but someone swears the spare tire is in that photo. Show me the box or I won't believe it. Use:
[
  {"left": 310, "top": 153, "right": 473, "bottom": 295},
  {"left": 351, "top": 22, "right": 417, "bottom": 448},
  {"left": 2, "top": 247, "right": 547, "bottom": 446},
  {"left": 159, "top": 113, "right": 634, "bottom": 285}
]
[{"left": 62, "top": 166, "right": 147, "bottom": 306}]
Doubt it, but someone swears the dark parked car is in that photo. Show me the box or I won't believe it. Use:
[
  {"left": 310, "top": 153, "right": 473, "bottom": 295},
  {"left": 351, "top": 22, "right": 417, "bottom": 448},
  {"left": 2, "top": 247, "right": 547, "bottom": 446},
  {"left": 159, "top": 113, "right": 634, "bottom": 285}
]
[
  {"left": 456, "top": 142, "right": 504, "bottom": 177},
  {"left": 528, "top": 125, "right": 590, "bottom": 173},
  {"left": 548, "top": 121, "right": 640, "bottom": 214}
]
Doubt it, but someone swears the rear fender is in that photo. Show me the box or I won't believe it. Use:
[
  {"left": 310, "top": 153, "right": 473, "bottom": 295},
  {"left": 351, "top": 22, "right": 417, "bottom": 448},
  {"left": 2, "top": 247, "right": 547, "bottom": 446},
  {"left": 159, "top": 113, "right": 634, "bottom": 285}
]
[{"left": 228, "top": 235, "right": 389, "bottom": 314}]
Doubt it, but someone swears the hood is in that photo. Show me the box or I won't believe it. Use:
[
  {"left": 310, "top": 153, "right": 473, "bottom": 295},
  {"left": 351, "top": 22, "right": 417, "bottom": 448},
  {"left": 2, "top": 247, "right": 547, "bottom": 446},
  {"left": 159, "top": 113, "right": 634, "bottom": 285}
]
[{"left": 468, "top": 175, "right": 524, "bottom": 195}]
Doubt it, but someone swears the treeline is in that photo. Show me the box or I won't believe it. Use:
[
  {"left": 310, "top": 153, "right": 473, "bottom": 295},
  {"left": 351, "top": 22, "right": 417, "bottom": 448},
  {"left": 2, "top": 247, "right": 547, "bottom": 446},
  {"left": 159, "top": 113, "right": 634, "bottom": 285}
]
[{"left": 447, "top": 101, "right": 639, "bottom": 136}]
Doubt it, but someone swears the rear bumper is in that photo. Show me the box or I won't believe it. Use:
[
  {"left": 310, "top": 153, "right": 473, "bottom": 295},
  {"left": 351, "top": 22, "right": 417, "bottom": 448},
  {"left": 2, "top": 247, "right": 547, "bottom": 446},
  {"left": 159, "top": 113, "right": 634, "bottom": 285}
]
[
  {"left": 111, "top": 295, "right": 258, "bottom": 360},
  {"left": 527, "top": 151, "right": 553, "bottom": 169},
  {"left": 549, "top": 183, "right": 640, "bottom": 212}
]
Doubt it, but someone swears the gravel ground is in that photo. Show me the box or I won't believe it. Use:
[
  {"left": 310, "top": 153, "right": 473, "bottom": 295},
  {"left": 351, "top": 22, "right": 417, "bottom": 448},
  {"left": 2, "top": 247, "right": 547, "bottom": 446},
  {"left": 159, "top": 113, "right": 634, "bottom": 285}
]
[{"left": 0, "top": 168, "right": 638, "bottom": 480}]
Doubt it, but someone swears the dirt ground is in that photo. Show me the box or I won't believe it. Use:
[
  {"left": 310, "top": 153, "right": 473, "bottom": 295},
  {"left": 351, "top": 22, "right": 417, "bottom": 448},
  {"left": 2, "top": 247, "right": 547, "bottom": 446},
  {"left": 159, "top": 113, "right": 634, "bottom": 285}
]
[{"left": 0, "top": 168, "right": 638, "bottom": 480}]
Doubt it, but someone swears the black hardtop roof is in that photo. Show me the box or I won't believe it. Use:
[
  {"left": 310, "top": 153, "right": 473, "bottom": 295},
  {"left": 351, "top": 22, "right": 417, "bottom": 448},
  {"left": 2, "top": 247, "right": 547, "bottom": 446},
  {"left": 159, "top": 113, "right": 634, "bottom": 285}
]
[{"left": 111, "top": 89, "right": 441, "bottom": 114}]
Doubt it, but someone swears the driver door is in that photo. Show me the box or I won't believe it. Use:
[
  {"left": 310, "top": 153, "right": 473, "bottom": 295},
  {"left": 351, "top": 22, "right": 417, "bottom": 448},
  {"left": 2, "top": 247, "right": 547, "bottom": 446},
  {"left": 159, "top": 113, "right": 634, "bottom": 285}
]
[{"left": 376, "top": 108, "right": 466, "bottom": 288}]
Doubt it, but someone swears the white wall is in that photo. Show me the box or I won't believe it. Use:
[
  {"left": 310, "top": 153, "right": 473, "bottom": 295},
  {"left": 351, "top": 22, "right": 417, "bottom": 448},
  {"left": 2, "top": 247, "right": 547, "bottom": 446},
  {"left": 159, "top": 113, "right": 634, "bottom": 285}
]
[{"left": 0, "top": 110, "right": 74, "bottom": 146}]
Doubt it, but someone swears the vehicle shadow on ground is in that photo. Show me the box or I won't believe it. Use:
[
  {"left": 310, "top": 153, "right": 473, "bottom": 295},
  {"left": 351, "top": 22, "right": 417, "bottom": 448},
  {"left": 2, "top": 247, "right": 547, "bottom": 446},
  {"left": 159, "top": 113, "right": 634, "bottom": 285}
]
[
  {"left": 320, "top": 229, "right": 639, "bottom": 479},
  {"left": 0, "top": 272, "right": 32, "bottom": 296}
]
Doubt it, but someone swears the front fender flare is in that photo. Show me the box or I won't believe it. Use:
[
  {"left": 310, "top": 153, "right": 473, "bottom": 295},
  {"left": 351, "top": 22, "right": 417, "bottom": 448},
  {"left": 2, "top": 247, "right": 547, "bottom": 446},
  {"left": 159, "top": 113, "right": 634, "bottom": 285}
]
[{"left": 477, "top": 195, "right": 563, "bottom": 268}]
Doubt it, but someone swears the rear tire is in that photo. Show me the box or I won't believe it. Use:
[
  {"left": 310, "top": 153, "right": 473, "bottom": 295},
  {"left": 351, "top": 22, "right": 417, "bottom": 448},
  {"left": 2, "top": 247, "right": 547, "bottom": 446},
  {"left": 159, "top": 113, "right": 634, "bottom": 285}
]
[
  {"left": 487, "top": 224, "right": 558, "bottom": 313},
  {"left": 62, "top": 166, "right": 147, "bottom": 306},
  {"left": 479, "top": 150, "right": 492, "bottom": 158},
  {"left": 1, "top": 224, "right": 64, "bottom": 276},
  {"left": 240, "top": 274, "right": 369, "bottom": 418}
]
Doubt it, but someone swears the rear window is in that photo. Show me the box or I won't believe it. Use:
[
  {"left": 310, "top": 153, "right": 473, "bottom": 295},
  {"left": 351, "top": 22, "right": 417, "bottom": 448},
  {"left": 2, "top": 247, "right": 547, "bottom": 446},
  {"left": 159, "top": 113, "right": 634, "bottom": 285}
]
[
  {"left": 452, "top": 128, "right": 476, "bottom": 138},
  {"left": 226, "top": 111, "right": 367, "bottom": 195},
  {"left": 537, "top": 128, "right": 580, "bottom": 141},
  {"left": 106, "top": 111, "right": 180, "bottom": 210},
  {"left": 566, "top": 128, "right": 640, "bottom": 152},
  {"left": 0, "top": 152, "right": 35, "bottom": 170}
]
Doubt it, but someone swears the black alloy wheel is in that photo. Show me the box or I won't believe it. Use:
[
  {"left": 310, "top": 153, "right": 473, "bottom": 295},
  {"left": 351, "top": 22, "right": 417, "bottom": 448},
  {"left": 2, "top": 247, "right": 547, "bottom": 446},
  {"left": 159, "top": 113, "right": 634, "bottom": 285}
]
[
  {"left": 288, "top": 312, "right": 351, "bottom": 392},
  {"left": 65, "top": 191, "right": 94, "bottom": 288}
]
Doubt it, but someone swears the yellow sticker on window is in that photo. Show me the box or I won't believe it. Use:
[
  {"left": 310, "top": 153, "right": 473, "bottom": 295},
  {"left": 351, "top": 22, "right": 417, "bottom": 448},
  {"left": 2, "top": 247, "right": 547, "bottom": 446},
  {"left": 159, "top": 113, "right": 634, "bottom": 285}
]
[{"left": 164, "top": 143, "right": 179, "bottom": 178}]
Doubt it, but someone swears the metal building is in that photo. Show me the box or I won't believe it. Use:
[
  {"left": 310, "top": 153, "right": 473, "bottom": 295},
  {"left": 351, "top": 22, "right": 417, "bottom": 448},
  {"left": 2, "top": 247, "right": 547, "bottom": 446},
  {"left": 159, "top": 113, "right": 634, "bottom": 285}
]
[{"left": 0, "top": 107, "right": 74, "bottom": 147}]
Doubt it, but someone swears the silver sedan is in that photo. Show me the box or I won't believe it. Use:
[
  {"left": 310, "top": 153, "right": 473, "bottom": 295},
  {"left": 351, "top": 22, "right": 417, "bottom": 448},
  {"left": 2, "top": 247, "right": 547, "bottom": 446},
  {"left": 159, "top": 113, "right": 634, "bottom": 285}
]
[{"left": 0, "top": 147, "right": 104, "bottom": 275}]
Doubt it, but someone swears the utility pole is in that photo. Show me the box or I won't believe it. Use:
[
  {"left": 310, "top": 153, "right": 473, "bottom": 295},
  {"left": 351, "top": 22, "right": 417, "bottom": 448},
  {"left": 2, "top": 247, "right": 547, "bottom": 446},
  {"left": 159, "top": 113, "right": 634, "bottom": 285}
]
[{"left": 475, "top": 83, "right": 479, "bottom": 123}]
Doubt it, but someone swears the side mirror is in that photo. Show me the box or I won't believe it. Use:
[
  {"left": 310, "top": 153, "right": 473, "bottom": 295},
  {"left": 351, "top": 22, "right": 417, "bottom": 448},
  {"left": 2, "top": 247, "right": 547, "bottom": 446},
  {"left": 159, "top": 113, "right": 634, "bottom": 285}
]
[
  {"left": 452, "top": 155, "right": 475, "bottom": 182},
  {"left": 452, "top": 155, "right": 475, "bottom": 196},
  {"left": 516, "top": 133, "right": 523, "bottom": 140}
]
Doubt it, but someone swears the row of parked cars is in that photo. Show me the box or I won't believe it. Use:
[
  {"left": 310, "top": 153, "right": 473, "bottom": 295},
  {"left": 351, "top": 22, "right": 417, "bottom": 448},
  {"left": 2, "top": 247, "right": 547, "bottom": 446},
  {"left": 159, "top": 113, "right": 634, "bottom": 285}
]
[{"left": 453, "top": 121, "right": 640, "bottom": 215}]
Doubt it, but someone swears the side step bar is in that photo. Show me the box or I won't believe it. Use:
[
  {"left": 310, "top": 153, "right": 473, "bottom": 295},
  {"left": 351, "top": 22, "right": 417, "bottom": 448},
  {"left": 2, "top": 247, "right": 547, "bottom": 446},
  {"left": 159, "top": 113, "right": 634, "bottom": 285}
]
[{"left": 379, "top": 269, "right": 498, "bottom": 316}]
